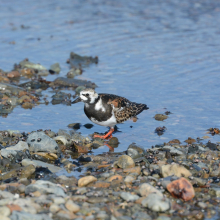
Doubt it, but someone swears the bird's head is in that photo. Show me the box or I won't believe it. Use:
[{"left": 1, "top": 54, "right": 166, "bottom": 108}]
[{"left": 72, "top": 88, "right": 99, "bottom": 104}]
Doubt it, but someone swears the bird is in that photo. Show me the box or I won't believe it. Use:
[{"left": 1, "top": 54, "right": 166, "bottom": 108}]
[{"left": 72, "top": 88, "right": 149, "bottom": 139}]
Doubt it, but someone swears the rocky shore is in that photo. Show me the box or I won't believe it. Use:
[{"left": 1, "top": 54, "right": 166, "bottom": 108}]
[{"left": 0, "top": 128, "right": 219, "bottom": 220}]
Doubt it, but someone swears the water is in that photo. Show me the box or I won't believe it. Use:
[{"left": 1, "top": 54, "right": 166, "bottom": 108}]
[{"left": 0, "top": 0, "right": 220, "bottom": 153}]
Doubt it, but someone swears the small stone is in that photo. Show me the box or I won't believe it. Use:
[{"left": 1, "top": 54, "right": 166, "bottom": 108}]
[
  {"left": 49, "top": 204, "right": 60, "bottom": 213},
  {"left": 120, "top": 192, "right": 139, "bottom": 202},
  {"left": 92, "top": 182, "right": 111, "bottom": 188},
  {"left": 124, "top": 175, "right": 135, "bottom": 184},
  {"left": 142, "top": 194, "right": 170, "bottom": 212},
  {"left": 78, "top": 176, "right": 97, "bottom": 187},
  {"left": 117, "top": 155, "right": 135, "bottom": 169},
  {"left": 160, "top": 163, "right": 192, "bottom": 178},
  {"left": 167, "top": 177, "right": 195, "bottom": 201},
  {"left": 52, "top": 197, "right": 65, "bottom": 204},
  {"left": 65, "top": 200, "right": 80, "bottom": 213},
  {"left": 6, "top": 204, "right": 22, "bottom": 212},
  {"left": 7, "top": 71, "right": 20, "bottom": 78},
  {"left": 0, "top": 206, "right": 11, "bottom": 217},
  {"left": 127, "top": 143, "right": 145, "bottom": 159},
  {"left": 123, "top": 166, "right": 141, "bottom": 175},
  {"left": 108, "top": 175, "right": 123, "bottom": 182},
  {"left": 139, "top": 183, "right": 163, "bottom": 197}
]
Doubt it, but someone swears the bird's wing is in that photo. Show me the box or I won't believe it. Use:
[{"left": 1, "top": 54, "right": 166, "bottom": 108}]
[{"left": 99, "top": 94, "right": 148, "bottom": 123}]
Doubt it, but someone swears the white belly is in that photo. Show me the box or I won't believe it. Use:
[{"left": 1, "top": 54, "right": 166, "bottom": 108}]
[{"left": 90, "top": 115, "right": 117, "bottom": 127}]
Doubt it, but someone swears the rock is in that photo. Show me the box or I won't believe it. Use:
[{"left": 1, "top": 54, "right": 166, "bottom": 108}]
[
  {"left": 163, "top": 146, "right": 184, "bottom": 156},
  {"left": 7, "top": 71, "right": 20, "bottom": 78},
  {"left": 154, "top": 114, "right": 168, "bottom": 121},
  {"left": 10, "top": 199, "right": 36, "bottom": 214},
  {"left": 0, "top": 164, "right": 35, "bottom": 181},
  {"left": 65, "top": 200, "right": 80, "bottom": 213},
  {"left": 52, "top": 197, "right": 65, "bottom": 204},
  {"left": 0, "top": 149, "right": 17, "bottom": 158},
  {"left": 78, "top": 176, "right": 97, "bottom": 187},
  {"left": 0, "top": 206, "right": 11, "bottom": 217},
  {"left": 184, "top": 137, "right": 196, "bottom": 144},
  {"left": 123, "top": 166, "right": 141, "bottom": 175},
  {"left": 19, "top": 60, "right": 47, "bottom": 71},
  {"left": 139, "top": 183, "right": 163, "bottom": 197},
  {"left": 49, "top": 204, "right": 60, "bottom": 213},
  {"left": 117, "top": 155, "right": 135, "bottom": 169},
  {"left": 49, "top": 63, "right": 61, "bottom": 73},
  {"left": 120, "top": 192, "right": 139, "bottom": 202},
  {"left": 108, "top": 174, "right": 123, "bottom": 182},
  {"left": 160, "top": 164, "right": 192, "bottom": 178},
  {"left": 0, "top": 190, "right": 14, "bottom": 199},
  {"left": 127, "top": 143, "right": 145, "bottom": 159},
  {"left": 132, "top": 212, "right": 152, "bottom": 220},
  {"left": 142, "top": 194, "right": 170, "bottom": 212},
  {"left": 124, "top": 175, "right": 136, "bottom": 184},
  {"left": 25, "top": 180, "right": 66, "bottom": 197},
  {"left": 56, "top": 175, "right": 78, "bottom": 186},
  {"left": 10, "top": 211, "right": 52, "bottom": 220},
  {"left": 22, "top": 159, "right": 62, "bottom": 173},
  {"left": 26, "top": 131, "right": 59, "bottom": 153},
  {"left": 7, "top": 141, "right": 29, "bottom": 151},
  {"left": 167, "top": 177, "right": 195, "bottom": 201}
]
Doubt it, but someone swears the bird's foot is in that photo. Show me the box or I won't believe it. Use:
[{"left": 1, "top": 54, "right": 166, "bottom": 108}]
[{"left": 93, "top": 128, "right": 114, "bottom": 140}]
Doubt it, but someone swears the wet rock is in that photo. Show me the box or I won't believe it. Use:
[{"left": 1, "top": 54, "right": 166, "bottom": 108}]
[
  {"left": 117, "top": 155, "right": 135, "bottom": 169},
  {"left": 167, "top": 177, "right": 195, "bottom": 201},
  {"left": 160, "top": 164, "right": 192, "bottom": 178},
  {"left": 141, "top": 194, "right": 170, "bottom": 212},
  {"left": 7, "top": 71, "right": 20, "bottom": 78},
  {"left": 19, "top": 60, "right": 47, "bottom": 71},
  {"left": 10, "top": 211, "right": 52, "bottom": 220},
  {"left": 49, "top": 77, "right": 97, "bottom": 89},
  {"left": 27, "top": 131, "right": 59, "bottom": 153},
  {"left": 25, "top": 180, "right": 66, "bottom": 196},
  {"left": 132, "top": 212, "right": 152, "bottom": 220},
  {"left": 163, "top": 146, "right": 184, "bottom": 156},
  {"left": 49, "top": 63, "right": 61, "bottom": 74},
  {"left": 184, "top": 137, "right": 196, "bottom": 144},
  {"left": 139, "top": 183, "right": 163, "bottom": 197},
  {"left": 127, "top": 143, "right": 145, "bottom": 159},
  {"left": 22, "top": 159, "right": 62, "bottom": 173},
  {"left": 155, "top": 126, "right": 167, "bottom": 136},
  {"left": 120, "top": 192, "right": 139, "bottom": 202},
  {"left": 67, "top": 67, "right": 82, "bottom": 78},
  {"left": 0, "top": 164, "right": 35, "bottom": 181},
  {"left": 168, "top": 139, "right": 181, "bottom": 144},
  {"left": 65, "top": 199, "right": 80, "bottom": 213},
  {"left": 32, "top": 152, "right": 58, "bottom": 161},
  {"left": 154, "top": 114, "right": 168, "bottom": 121},
  {"left": 206, "top": 142, "right": 218, "bottom": 150},
  {"left": 78, "top": 176, "right": 97, "bottom": 187},
  {"left": 69, "top": 51, "right": 98, "bottom": 68},
  {"left": 188, "top": 145, "right": 199, "bottom": 153}
]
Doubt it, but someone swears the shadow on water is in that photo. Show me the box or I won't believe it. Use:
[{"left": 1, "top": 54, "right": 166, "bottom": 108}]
[{"left": 0, "top": 0, "right": 220, "bottom": 151}]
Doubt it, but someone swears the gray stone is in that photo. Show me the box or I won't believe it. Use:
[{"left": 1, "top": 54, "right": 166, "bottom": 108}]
[
  {"left": 163, "top": 146, "right": 184, "bottom": 156},
  {"left": 49, "top": 204, "right": 60, "bottom": 213},
  {"left": 26, "top": 131, "right": 59, "bottom": 153},
  {"left": 120, "top": 192, "right": 139, "bottom": 202},
  {"left": 10, "top": 211, "right": 52, "bottom": 220},
  {"left": 156, "top": 217, "right": 171, "bottom": 220},
  {"left": 141, "top": 194, "right": 170, "bottom": 212},
  {"left": 132, "top": 211, "right": 152, "bottom": 220},
  {"left": 22, "top": 159, "right": 62, "bottom": 173},
  {"left": 0, "top": 190, "right": 15, "bottom": 199},
  {"left": 25, "top": 180, "right": 66, "bottom": 197},
  {"left": 127, "top": 143, "right": 145, "bottom": 159},
  {"left": 139, "top": 183, "right": 163, "bottom": 197},
  {"left": 50, "top": 63, "right": 61, "bottom": 73},
  {"left": 0, "top": 149, "right": 17, "bottom": 158},
  {"left": 6, "top": 141, "right": 29, "bottom": 151},
  {"left": 0, "top": 206, "right": 11, "bottom": 217},
  {"left": 52, "top": 197, "right": 66, "bottom": 204},
  {"left": 117, "top": 217, "right": 132, "bottom": 220}
]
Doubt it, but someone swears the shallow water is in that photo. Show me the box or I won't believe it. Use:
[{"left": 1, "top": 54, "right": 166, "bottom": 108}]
[{"left": 0, "top": 0, "right": 220, "bottom": 154}]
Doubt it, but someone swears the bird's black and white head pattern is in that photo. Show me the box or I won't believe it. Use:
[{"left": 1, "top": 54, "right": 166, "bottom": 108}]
[{"left": 79, "top": 88, "right": 99, "bottom": 104}]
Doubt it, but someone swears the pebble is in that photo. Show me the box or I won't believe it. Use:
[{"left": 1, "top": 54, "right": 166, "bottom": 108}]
[
  {"left": 139, "top": 183, "right": 163, "bottom": 197},
  {"left": 10, "top": 211, "right": 52, "bottom": 220},
  {"left": 49, "top": 204, "right": 60, "bottom": 213},
  {"left": 120, "top": 192, "right": 139, "bottom": 202},
  {"left": 160, "top": 163, "right": 192, "bottom": 178},
  {"left": 78, "top": 176, "right": 97, "bottom": 187},
  {"left": 0, "top": 206, "right": 11, "bottom": 217},
  {"left": 22, "top": 159, "right": 62, "bottom": 173},
  {"left": 117, "top": 155, "right": 135, "bottom": 169},
  {"left": 26, "top": 131, "right": 59, "bottom": 153},
  {"left": 127, "top": 143, "right": 145, "bottom": 159},
  {"left": 25, "top": 180, "right": 66, "bottom": 197},
  {"left": 65, "top": 199, "right": 80, "bottom": 213},
  {"left": 141, "top": 194, "right": 170, "bottom": 212}
]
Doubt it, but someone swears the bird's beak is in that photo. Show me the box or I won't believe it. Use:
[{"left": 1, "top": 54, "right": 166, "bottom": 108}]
[{"left": 72, "top": 97, "right": 82, "bottom": 104}]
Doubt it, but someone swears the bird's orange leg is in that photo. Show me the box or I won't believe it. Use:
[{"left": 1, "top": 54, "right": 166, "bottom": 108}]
[{"left": 93, "top": 127, "right": 114, "bottom": 139}]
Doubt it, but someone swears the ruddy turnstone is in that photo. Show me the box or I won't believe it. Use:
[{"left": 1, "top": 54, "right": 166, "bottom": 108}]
[{"left": 72, "top": 88, "right": 149, "bottom": 139}]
